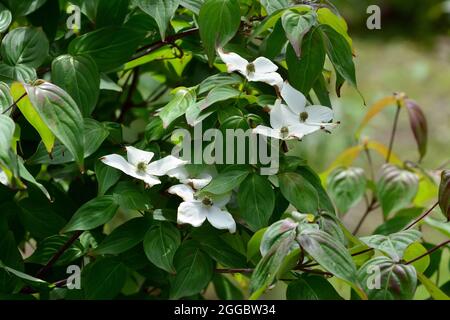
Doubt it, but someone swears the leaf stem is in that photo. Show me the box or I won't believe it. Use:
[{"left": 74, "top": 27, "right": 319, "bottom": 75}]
[
  {"left": 386, "top": 104, "right": 401, "bottom": 163},
  {"left": 352, "top": 197, "right": 378, "bottom": 235}
]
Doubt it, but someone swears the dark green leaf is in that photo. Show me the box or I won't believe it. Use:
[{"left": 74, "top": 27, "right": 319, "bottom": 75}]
[
  {"left": 213, "top": 274, "right": 244, "bottom": 300},
  {"left": 96, "top": 0, "right": 129, "bottom": 28},
  {"left": 62, "top": 196, "right": 119, "bottom": 232},
  {"left": 159, "top": 87, "right": 196, "bottom": 128},
  {"left": 95, "top": 160, "right": 121, "bottom": 196},
  {"left": 0, "top": 4, "right": 11, "bottom": 33},
  {"left": 144, "top": 222, "right": 180, "bottom": 273},
  {"left": 201, "top": 167, "right": 250, "bottom": 195},
  {"left": 170, "top": 241, "right": 213, "bottom": 299},
  {"left": 439, "top": 170, "right": 450, "bottom": 221},
  {"left": 3, "top": 0, "right": 47, "bottom": 17},
  {"left": 1, "top": 27, "right": 49, "bottom": 68},
  {"left": 238, "top": 173, "right": 275, "bottom": 231},
  {"left": 278, "top": 172, "right": 319, "bottom": 214},
  {"left": 286, "top": 275, "right": 342, "bottom": 300},
  {"left": 198, "top": 0, "right": 241, "bottom": 64},
  {"left": 82, "top": 257, "right": 127, "bottom": 299},
  {"left": 51, "top": 54, "right": 100, "bottom": 116},
  {"left": 26, "top": 235, "right": 84, "bottom": 266},
  {"left": 282, "top": 10, "right": 316, "bottom": 57},
  {"left": 94, "top": 217, "right": 151, "bottom": 255},
  {"left": 135, "top": 0, "right": 180, "bottom": 39}
]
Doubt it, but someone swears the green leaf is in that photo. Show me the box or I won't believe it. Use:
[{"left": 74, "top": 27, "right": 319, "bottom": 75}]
[
  {"left": 3, "top": 0, "right": 47, "bottom": 17},
  {"left": 26, "top": 235, "right": 84, "bottom": 266},
  {"left": 0, "top": 63, "right": 36, "bottom": 84},
  {"left": 27, "top": 118, "right": 109, "bottom": 166},
  {"left": 112, "top": 182, "right": 153, "bottom": 211},
  {"left": 317, "top": 7, "right": 352, "bottom": 48},
  {"left": 213, "top": 274, "right": 244, "bottom": 300},
  {"left": 144, "top": 222, "right": 180, "bottom": 273},
  {"left": 170, "top": 241, "right": 213, "bottom": 299},
  {"left": 0, "top": 114, "right": 14, "bottom": 161},
  {"left": 11, "top": 82, "right": 55, "bottom": 154},
  {"left": 134, "top": 0, "right": 180, "bottom": 39},
  {"left": 82, "top": 257, "right": 127, "bottom": 299},
  {"left": 327, "top": 167, "right": 367, "bottom": 215},
  {"left": 260, "top": 218, "right": 298, "bottom": 256},
  {"left": 360, "top": 230, "right": 421, "bottom": 262},
  {"left": 0, "top": 231, "right": 23, "bottom": 293},
  {"left": 51, "top": 54, "right": 100, "bottom": 116},
  {"left": 417, "top": 272, "right": 450, "bottom": 300},
  {"left": 0, "top": 4, "right": 12, "bottom": 33},
  {"left": 286, "top": 275, "right": 342, "bottom": 300},
  {"left": 96, "top": 0, "right": 129, "bottom": 28},
  {"left": 198, "top": 0, "right": 241, "bottom": 64},
  {"left": 377, "top": 164, "right": 419, "bottom": 217},
  {"left": 18, "top": 160, "right": 51, "bottom": 201},
  {"left": 286, "top": 26, "right": 325, "bottom": 94},
  {"left": 238, "top": 174, "right": 275, "bottom": 231},
  {"left": 201, "top": 167, "right": 250, "bottom": 195},
  {"left": 94, "top": 217, "right": 151, "bottom": 255},
  {"left": 246, "top": 228, "right": 266, "bottom": 262},
  {"left": 68, "top": 25, "right": 144, "bottom": 71},
  {"left": 278, "top": 172, "right": 319, "bottom": 214},
  {"left": 357, "top": 256, "right": 417, "bottom": 300},
  {"left": 282, "top": 10, "right": 316, "bottom": 57},
  {"left": 403, "top": 242, "right": 430, "bottom": 273},
  {"left": 297, "top": 165, "right": 335, "bottom": 214},
  {"left": 298, "top": 229, "right": 359, "bottom": 287},
  {"left": 18, "top": 198, "right": 67, "bottom": 239},
  {"left": 319, "top": 24, "right": 357, "bottom": 89},
  {"left": 200, "top": 85, "right": 240, "bottom": 110},
  {"left": 249, "top": 231, "right": 296, "bottom": 299},
  {"left": 159, "top": 87, "right": 196, "bottom": 128},
  {"left": 62, "top": 196, "right": 119, "bottom": 232},
  {"left": 259, "top": 0, "right": 288, "bottom": 14},
  {"left": 22, "top": 81, "right": 85, "bottom": 168},
  {"left": 1, "top": 27, "right": 49, "bottom": 68},
  {"left": 95, "top": 160, "right": 121, "bottom": 196},
  {"left": 0, "top": 82, "right": 12, "bottom": 114},
  {"left": 191, "top": 229, "right": 247, "bottom": 268}
]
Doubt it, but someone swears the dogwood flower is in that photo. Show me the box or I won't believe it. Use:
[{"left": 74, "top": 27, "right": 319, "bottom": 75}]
[
  {"left": 168, "top": 184, "right": 236, "bottom": 233},
  {"left": 0, "top": 169, "right": 7, "bottom": 186},
  {"left": 253, "top": 82, "right": 337, "bottom": 140},
  {"left": 100, "top": 146, "right": 187, "bottom": 187},
  {"left": 217, "top": 48, "right": 283, "bottom": 89},
  {"left": 167, "top": 166, "right": 213, "bottom": 189}
]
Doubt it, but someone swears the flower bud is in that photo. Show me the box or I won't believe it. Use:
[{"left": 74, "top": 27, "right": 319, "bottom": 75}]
[
  {"left": 405, "top": 99, "right": 428, "bottom": 161},
  {"left": 439, "top": 170, "right": 450, "bottom": 221}
]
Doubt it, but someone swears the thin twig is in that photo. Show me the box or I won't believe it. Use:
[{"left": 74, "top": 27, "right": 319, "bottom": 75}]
[
  {"left": 2, "top": 92, "right": 26, "bottom": 115},
  {"left": 35, "top": 231, "right": 83, "bottom": 279},
  {"left": 405, "top": 240, "right": 450, "bottom": 265},
  {"left": 130, "top": 28, "right": 198, "bottom": 62},
  {"left": 353, "top": 198, "right": 378, "bottom": 235},
  {"left": 404, "top": 201, "right": 439, "bottom": 230}
]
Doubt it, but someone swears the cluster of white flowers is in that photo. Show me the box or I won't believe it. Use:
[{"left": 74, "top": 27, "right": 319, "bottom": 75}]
[
  {"left": 101, "top": 50, "right": 338, "bottom": 233},
  {"left": 218, "top": 48, "right": 338, "bottom": 141}
]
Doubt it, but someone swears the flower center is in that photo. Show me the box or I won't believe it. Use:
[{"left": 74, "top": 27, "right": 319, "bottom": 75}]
[
  {"left": 280, "top": 126, "right": 289, "bottom": 138},
  {"left": 246, "top": 62, "right": 255, "bottom": 75},
  {"left": 202, "top": 197, "right": 213, "bottom": 206},
  {"left": 299, "top": 112, "right": 309, "bottom": 122},
  {"left": 136, "top": 162, "right": 147, "bottom": 173}
]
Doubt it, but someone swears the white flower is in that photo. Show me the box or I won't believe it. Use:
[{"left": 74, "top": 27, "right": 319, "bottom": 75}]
[
  {"left": 100, "top": 146, "right": 187, "bottom": 187},
  {"left": 0, "top": 169, "right": 8, "bottom": 186},
  {"left": 217, "top": 48, "right": 283, "bottom": 89},
  {"left": 253, "top": 82, "right": 337, "bottom": 140},
  {"left": 168, "top": 184, "right": 236, "bottom": 233},
  {"left": 167, "top": 166, "right": 214, "bottom": 190}
]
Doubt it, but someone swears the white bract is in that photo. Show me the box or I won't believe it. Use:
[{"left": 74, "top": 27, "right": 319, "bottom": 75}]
[
  {"left": 167, "top": 166, "right": 213, "bottom": 190},
  {"left": 100, "top": 146, "right": 187, "bottom": 187},
  {"left": 253, "top": 82, "right": 337, "bottom": 140},
  {"left": 0, "top": 169, "right": 7, "bottom": 186},
  {"left": 218, "top": 48, "right": 283, "bottom": 89},
  {"left": 168, "top": 184, "right": 236, "bottom": 233}
]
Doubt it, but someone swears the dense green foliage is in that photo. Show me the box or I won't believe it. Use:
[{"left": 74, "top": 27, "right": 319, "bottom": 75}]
[{"left": 0, "top": 0, "right": 448, "bottom": 300}]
